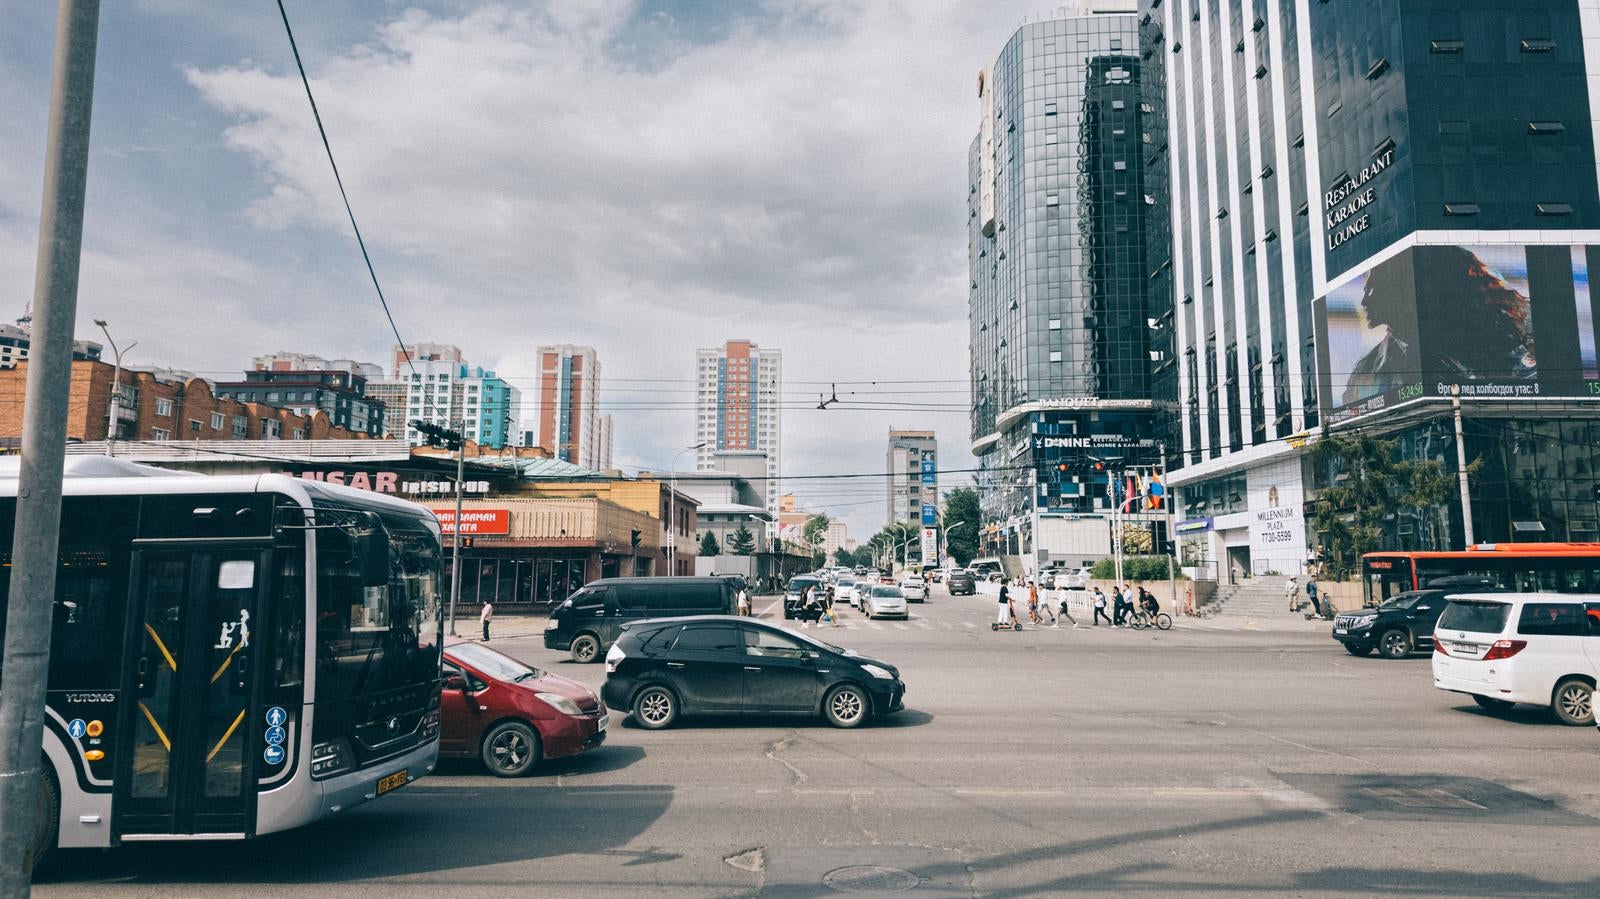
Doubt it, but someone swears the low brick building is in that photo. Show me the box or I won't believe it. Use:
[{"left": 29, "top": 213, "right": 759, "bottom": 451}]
[{"left": 0, "top": 359, "right": 366, "bottom": 446}]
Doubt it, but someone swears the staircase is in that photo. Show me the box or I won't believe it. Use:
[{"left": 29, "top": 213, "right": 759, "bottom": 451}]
[{"left": 1198, "top": 580, "right": 1302, "bottom": 620}]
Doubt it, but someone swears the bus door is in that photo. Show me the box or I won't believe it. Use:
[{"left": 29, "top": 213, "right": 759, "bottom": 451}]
[{"left": 115, "top": 545, "right": 269, "bottom": 837}]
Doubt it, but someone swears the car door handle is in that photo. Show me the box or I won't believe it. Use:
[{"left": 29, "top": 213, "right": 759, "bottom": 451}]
[
  {"left": 666, "top": 662, "right": 685, "bottom": 668},
  {"left": 744, "top": 666, "right": 762, "bottom": 671}
]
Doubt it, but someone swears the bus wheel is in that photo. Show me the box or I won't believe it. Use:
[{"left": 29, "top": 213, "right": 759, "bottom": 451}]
[
  {"left": 482, "top": 721, "right": 541, "bottom": 777},
  {"left": 570, "top": 634, "right": 601, "bottom": 664},
  {"left": 28, "top": 768, "right": 59, "bottom": 873}
]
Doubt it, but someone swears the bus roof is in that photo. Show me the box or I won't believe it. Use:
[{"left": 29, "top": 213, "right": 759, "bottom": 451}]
[{"left": 1364, "top": 543, "right": 1600, "bottom": 559}]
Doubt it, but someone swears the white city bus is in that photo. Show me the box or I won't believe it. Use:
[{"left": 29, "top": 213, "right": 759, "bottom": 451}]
[{"left": 0, "top": 458, "right": 443, "bottom": 863}]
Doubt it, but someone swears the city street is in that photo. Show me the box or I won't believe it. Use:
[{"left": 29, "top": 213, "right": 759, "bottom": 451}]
[{"left": 35, "top": 585, "right": 1600, "bottom": 897}]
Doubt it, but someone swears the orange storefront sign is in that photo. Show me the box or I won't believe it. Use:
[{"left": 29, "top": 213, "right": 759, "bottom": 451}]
[{"left": 430, "top": 508, "right": 511, "bottom": 535}]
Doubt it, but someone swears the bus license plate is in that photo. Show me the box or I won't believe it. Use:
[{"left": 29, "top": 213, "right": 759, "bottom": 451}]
[{"left": 376, "top": 770, "right": 408, "bottom": 795}]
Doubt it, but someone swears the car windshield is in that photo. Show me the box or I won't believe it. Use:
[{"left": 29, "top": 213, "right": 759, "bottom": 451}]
[
  {"left": 449, "top": 642, "right": 543, "bottom": 683},
  {"left": 778, "top": 624, "right": 845, "bottom": 655},
  {"left": 1437, "top": 600, "right": 1511, "bottom": 634},
  {"left": 838, "top": 578, "right": 855, "bottom": 587},
  {"left": 787, "top": 578, "right": 820, "bottom": 594},
  {"left": 1378, "top": 592, "right": 1424, "bottom": 611},
  {"left": 875, "top": 587, "right": 905, "bottom": 598}
]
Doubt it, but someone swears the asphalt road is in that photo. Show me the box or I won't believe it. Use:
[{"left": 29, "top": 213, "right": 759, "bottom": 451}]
[{"left": 37, "top": 586, "right": 1600, "bottom": 897}]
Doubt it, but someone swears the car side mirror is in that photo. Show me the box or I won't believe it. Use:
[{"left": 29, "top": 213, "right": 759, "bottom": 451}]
[
  {"left": 444, "top": 674, "right": 468, "bottom": 692},
  {"left": 802, "top": 650, "right": 821, "bottom": 663}
]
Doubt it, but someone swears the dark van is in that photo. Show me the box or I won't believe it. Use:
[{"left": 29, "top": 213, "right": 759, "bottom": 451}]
[{"left": 544, "top": 577, "right": 734, "bottom": 662}]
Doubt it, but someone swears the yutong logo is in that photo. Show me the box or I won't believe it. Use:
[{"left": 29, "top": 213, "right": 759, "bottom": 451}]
[{"left": 1325, "top": 148, "right": 1394, "bottom": 251}]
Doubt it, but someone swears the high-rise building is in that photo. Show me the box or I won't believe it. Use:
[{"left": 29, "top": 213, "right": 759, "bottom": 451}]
[
  {"left": 968, "top": 1, "right": 1165, "bottom": 567},
  {"left": 536, "top": 345, "right": 608, "bottom": 468},
  {"left": 886, "top": 429, "right": 937, "bottom": 526},
  {"left": 252, "top": 351, "right": 383, "bottom": 381},
  {"left": 695, "top": 340, "right": 782, "bottom": 526},
  {"left": 1142, "top": 0, "right": 1600, "bottom": 574},
  {"left": 596, "top": 414, "right": 614, "bottom": 470},
  {"left": 375, "top": 343, "right": 521, "bottom": 449},
  {"left": 214, "top": 368, "right": 386, "bottom": 437}
]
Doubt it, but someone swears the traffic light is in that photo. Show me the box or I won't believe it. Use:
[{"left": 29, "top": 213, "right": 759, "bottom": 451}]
[{"left": 411, "top": 419, "right": 463, "bottom": 451}]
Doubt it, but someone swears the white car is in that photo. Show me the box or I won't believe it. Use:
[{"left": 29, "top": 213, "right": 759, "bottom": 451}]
[
  {"left": 1432, "top": 592, "right": 1600, "bottom": 725},
  {"left": 834, "top": 577, "right": 861, "bottom": 608},
  {"left": 899, "top": 577, "right": 927, "bottom": 602},
  {"left": 864, "top": 585, "right": 909, "bottom": 620}
]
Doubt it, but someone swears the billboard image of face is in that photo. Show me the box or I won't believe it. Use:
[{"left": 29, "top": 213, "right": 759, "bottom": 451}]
[
  {"left": 1412, "top": 245, "right": 1535, "bottom": 384},
  {"left": 1573, "top": 246, "right": 1597, "bottom": 381},
  {"left": 1322, "top": 251, "right": 1420, "bottom": 411}
]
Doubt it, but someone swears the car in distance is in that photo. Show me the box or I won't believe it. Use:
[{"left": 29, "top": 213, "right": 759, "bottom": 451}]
[
  {"left": 1334, "top": 581, "right": 1491, "bottom": 658},
  {"left": 1432, "top": 593, "right": 1600, "bottom": 725},
  {"left": 863, "top": 585, "right": 910, "bottom": 620},
  {"left": 946, "top": 569, "right": 977, "bottom": 595},
  {"left": 899, "top": 574, "right": 928, "bottom": 602},
  {"left": 784, "top": 575, "right": 825, "bottom": 619},
  {"left": 834, "top": 576, "right": 862, "bottom": 608},
  {"left": 603, "top": 616, "right": 906, "bottom": 729},
  {"left": 441, "top": 641, "right": 608, "bottom": 777},
  {"left": 545, "top": 577, "right": 734, "bottom": 662}
]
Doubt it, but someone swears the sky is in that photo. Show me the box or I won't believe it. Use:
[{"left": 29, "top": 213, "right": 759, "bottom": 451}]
[{"left": 0, "top": 0, "right": 1048, "bottom": 541}]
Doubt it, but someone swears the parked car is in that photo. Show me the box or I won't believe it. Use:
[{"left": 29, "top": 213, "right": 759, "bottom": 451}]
[
  {"left": 1432, "top": 593, "right": 1600, "bottom": 725},
  {"left": 946, "top": 570, "right": 977, "bottom": 595},
  {"left": 899, "top": 575, "right": 928, "bottom": 602},
  {"left": 544, "top": 577, "right": 734, "bottom": 663},
  {"left": 835, "top": 576, "right": 862, "bottom": 608},
  {"left": 863, "top": 585, "right": 910, "bottom": 620},
  {"left": 602, "top": 616, "right": 907, "bottom": 729},
  {"left": 1334, "top": 579, "right": 1497, "bottom": 658},
  {"left": 784, "top": 575, "right": 825, "bottom": 619},
  {"left": 441, "top": 641, "right": 607, "bottom": 776}
]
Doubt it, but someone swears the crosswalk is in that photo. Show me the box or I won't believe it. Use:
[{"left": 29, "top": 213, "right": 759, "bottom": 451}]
[{"left": 778, "top": 616, "right": 1096, "bottom": 632}]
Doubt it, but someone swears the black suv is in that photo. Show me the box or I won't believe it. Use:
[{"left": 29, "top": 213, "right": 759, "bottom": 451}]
[
  {"left": 946, "top": 570, "right": 976, "bottom": 595},
  {"left": 601, "top": 616, "right": 906, "bottom": 729},
  {"left": 1333, "top": 577, "right": 1498, "bottom": 658},
  {"left": 782, "top": 575, "right": 824, "bottom": 619}
]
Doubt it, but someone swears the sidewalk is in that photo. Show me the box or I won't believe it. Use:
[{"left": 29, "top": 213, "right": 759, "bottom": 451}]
[{"left": 454, "top": 612, "right": 551, "bottom": 641}]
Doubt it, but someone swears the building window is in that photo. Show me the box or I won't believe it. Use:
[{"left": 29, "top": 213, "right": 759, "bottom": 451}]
[
  {"left": 1430, "top": 39, "right": 1464, "bottom": 54},
  {"left": 1444, "top": 203, "right": 1481, "bottom": 216},
  {"left": 1049, "top": 352, "right": 1063, "bottom": 363},
  {"left": 210, "top": 412, "right": 224, "bottom": 430},
  {"left": 1520, "top": 38, "right": 1556, "bottom": 53},
  {"left": 151, "top": 428, "right": 171, "bottom": 441},
  {"left": 189, "top": 419, "right": 202, "bottom": 433},
  {"left": 1528, "top": 121, "right": 1566, "bottom": 135},
  {"left": 292, "top": 428, "right": 305, "bottom": 440},
  {"left": 1537, "top": 202, "right": 1574, "bottom": 216}
]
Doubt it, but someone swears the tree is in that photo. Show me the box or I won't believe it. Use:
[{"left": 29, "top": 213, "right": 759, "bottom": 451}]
[
  {"left": 697, "top": 531, "right": 721, "bottom": 557},
  {"left": 943, "top": 488, "right": 981, "bottom": 565},
  {"left": 802, "top": 513, "right": 830, "bottom": 565},
  {"left": 1308, "top": 431, "right": 1473, "bottom": 581},
  {"left": 833, "top": 547, "right": 855, "bottom": 567},
  {"left": 727, "top": 523, "right": 756, "bottom": 555}
]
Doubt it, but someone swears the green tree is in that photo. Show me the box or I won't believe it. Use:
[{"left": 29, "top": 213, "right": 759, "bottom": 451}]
[
  {"left": 1308, "top": 432, "right": 1471, "bottom": 581},
  {"left": 833, "top": 547, "right": 855, "bottom": 567},
  {"left": 727, "top": 523, "right": 756, "bottom": 555},
  {"left": 697, "top": 531, "right": 721, "bottom": 557},
  {"left": 942, "top": 488, "right": 981, "bottom": 566},
  {"left": 802, "top": 513, "right": 830, "bottom": 566}
]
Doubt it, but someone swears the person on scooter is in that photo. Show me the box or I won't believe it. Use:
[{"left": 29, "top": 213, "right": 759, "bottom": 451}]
[{"left": 997, "top": 580, "right": 1016, "bottom": 628}]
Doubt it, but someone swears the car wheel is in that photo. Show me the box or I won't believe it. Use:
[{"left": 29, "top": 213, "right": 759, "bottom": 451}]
[
  {"left": 28, "top": 767, "right": 58, "bottom": 874},
  {"left": 1377, "top": 629, "right": 1413, "bottom": 659},
  {"left": 481, "top": 721, "right": 540, "bottom": 777},
  {"left": 1551, "top": 678, "right": 1594, "bottom": 726},
  {"left": 824, "top": 684, "right": 870, "bottom": 728},
  {"left": 570, "top": 634, "right": 601, "bottom": 664},
  {"left": 1343, "top": 643, "right": 1370, "bottom": 657},
  {"left": 1471, "top": 694, "right": 1515, "bottom": 712},
  {"left": 634, "top": 685, "right": 679, "bottom": 730}
]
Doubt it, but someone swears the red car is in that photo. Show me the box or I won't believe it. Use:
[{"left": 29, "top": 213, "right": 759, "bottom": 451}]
[{"left": 440, "top": 640, "right": 608, "bottom": 777}]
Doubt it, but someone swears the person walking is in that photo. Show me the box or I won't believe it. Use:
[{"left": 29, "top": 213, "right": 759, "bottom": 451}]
[
  {"left": 1306, "top": 574, "right": 1322, "bottom": 620},
  {"left": 1027, "top": 581, "right": 1042, "bottom": 624},
  {"left": 1053, "top": 582, "right": 1077, "bottom": 628},
  {"left": 1284, "top": 575, "right": 1300, "bottom": 613},
  {"left": 1092, "top": 587, "right": 1113, "bottom": 627},
  {"left": 480, "top": 599, "right": 493, "bottom": 641},
  {"left": 737, "top": 586, "right": 751, "bottom": 617}
]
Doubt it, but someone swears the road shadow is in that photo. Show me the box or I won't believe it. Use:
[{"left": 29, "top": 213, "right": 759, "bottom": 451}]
[
  {"left": 432, "top": 743, "right": 647, "bottom": 779},
  {"left": 36, "top": 782, "right": 675, "bottom": 886},
  {"left": 1450, "top": 702, "right": 1571, "bottom": 727},
  {"left": 618, "top": 709, "right": 933, "bottom": 731}
]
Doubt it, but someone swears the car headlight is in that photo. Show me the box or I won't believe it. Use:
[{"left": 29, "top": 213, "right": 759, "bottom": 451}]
[
  {"left": 1352, "top": 618, "right": 1375, "bottom": 629},
  {"left": 861, "top": 664, "right": 895, "bottom": 680},
  {"left": 544, "top": 618, "right": 559, "bottom": 631},
  {"left": 536, "top": 692, "right": 583, "bottom": 716}
]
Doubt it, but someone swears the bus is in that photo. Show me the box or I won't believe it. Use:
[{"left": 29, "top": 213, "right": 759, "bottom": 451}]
[
  {"left": 0, "top": 457, "right": 443, "bottom": 863},
  {"left": 1362, "top": 543, "right": 1600, "bottom": 605}
]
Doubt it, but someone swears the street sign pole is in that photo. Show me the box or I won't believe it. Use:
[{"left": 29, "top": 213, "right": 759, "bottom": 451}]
[{"left": 0, "top": 1, "right": 101, "bottom": 889}]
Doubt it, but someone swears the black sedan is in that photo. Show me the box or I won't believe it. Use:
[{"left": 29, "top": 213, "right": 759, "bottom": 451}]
[{"left": 601, "top": 616, "right": 906, "bottom": 729}]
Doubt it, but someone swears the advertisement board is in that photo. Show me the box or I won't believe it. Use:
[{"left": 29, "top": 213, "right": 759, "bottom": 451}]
[
  {"left": 430, "top": 508, "right": 511, "bottom": 535},
  {"left": 920, "top": 527, "right": 938, "bottom": 565},
  {"left": 1318, "top": 243, "right": 1600, "bottom": 424}
]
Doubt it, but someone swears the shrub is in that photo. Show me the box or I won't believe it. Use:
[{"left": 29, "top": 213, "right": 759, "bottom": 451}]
[{"left": 1089, "top": 556, "right": 1185, "bottom": 581}]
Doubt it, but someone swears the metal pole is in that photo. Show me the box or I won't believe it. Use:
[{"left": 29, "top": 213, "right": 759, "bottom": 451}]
[
  {"left": 1451, "top": 385, "right": 1475, "bottom": 546},
  {"left": 1160, "top": 442, "right": 1178, "bottom": 614},
  {"left": 0, "top": 1, "right": 100, "bottom": 890},
  {"left": 1113, "top": 469, "right": 1125, "bottom": 586},
  {"left": 447, "top": 425, "right": 464, "bottom": 637}
]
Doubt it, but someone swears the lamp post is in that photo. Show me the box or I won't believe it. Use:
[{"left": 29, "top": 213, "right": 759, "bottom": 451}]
[
  {"left": 939, "top": 519, "right": 968, "bottom": 570},
  {"left": 92, "top": 319, "right": 134, "bottom": 454},
  {"left": 666, "top": 442, "right": 705, "bottom": 576}
]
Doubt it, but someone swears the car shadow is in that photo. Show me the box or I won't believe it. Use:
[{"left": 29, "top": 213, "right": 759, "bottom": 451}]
[
  {"left": 36, "top": 781, "right": 677, "bottom": 885},
  {"left": 1452, "top": 703, "right": 1571, "bottom": 727},
  {"left": 430, "top": 744, "right": 647, "bottom": 778},
  {"left": 618, "top": 709, "right": 933, "bottom": 731}
]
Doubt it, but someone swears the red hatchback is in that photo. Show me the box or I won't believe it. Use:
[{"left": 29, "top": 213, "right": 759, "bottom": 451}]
[{"left": 440, "top": 640, "right": 608, "bottom": 777}]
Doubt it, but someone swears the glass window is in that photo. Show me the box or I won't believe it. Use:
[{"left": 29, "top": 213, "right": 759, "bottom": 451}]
[
  {"left": 1517, "top": 603, "right": 1584, "bottom": 637},
  {"left": 1438, "top": 601, "right": 1511, "bottom": 634},
  {"left": 672, "top": 625, "right": 740, "bottom": 653},
  {"left": 744, "top": 627, "right": 805, "bottom": 660}
]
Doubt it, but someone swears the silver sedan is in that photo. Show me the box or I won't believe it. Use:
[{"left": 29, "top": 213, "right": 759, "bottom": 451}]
[{"left": 863, "top": 586, "right": 909, "bottom": 620}]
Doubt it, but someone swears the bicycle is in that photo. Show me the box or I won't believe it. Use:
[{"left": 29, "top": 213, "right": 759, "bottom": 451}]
[{"left": 1129, "top": 610, "right": 1173, "bottom": 631}]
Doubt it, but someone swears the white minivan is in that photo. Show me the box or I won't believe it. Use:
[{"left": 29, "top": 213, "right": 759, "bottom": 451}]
[{"left": 1431, "top": 593, "right": 1600, "bottom": 725}]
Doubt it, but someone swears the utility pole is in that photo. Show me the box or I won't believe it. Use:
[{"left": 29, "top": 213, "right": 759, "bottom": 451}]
[
  {"left": 449, "top": 422, "right": 464, "bottom": 636},
  {"left": 1160, "top": 441, "right": 1178, "bottom": 614},
  {"left": 92, "top": 319, "right": 132, "bottom": 456},
  {"left": 0, "top": 1, "right": 101, "bottom": 891},
  {"left": 1450, "top": 385, "right": 1475, "bottom": 546}
]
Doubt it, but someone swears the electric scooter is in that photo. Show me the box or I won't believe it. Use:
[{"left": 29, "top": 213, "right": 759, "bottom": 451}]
[{"left": 991, "top": 600, "right": 1023, "bottom": 631}]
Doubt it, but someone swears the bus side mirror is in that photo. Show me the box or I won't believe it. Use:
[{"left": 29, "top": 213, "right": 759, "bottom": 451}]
[{"left": 353, "top": 511, "right": 390, "bottom": 587}]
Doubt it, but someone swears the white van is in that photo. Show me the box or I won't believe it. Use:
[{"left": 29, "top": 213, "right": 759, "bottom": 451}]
[{"left": 1431, "top": 593, "right": 1600, "bottom": 725}]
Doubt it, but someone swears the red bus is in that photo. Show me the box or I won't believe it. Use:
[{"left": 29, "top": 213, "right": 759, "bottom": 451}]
[{"left": 1362, "top": 543, "right": 1600, "bottom": 604}]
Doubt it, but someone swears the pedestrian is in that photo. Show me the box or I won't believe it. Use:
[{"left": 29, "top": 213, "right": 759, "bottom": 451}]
[
  {"left": 480, "top": 599, "right": 493, "bottom": 641},
  {"left": 1053, "top": 582, "right": 1077, "bottom": 628},
  {"left": 1306, "top": 574, "right": 1322, "bottom": 619},
  {"left": 737, "top": 586, "right": 751, "bottom": 617},
  {"left": 1284, "top": 575, "right": 1300, "bottom": 613},
  {"left": 1027, "top": 580, "right": 1041, "bottom": 624},
  {"left": 998, "top": 580, "right": 1014, "bottom": 627},
  {"left": 1116, "top": 583, "right": 1134, "bottom": 626},
  {"left": 1092, "top": 587, "right": 1112, "bottom": 627}
]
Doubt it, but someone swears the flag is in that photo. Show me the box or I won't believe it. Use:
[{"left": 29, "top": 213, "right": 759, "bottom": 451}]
[{"left": 1145, "top": 474, "right": 1165, "bottom": 511}]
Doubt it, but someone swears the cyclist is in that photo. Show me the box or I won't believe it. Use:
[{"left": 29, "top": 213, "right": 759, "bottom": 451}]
[{"left": 1137, "top": 587, "right": 1161, "bottom": 627}]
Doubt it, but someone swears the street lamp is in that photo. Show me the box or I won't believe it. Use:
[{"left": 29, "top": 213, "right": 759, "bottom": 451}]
[
  {"left": 92, "top": 319, "right": 135, "bottom": 455},
  {"left": 666, "top": 442, "right": 706, "bottom": 576},
  {"left": 939, "top": 520, "right": 968, "bottom": 569}
]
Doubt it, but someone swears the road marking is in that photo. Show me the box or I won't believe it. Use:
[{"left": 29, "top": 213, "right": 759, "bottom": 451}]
[
  {"left": 893, "top": 623, "right": 909, "bottom": 630},
  {"left": 961, "top": 622, "right": 976, "bottom": 628},
  {"left": 869, "top": 622, "right": 883, "bottom": 630},
  {"left": 759, "top": 597, "right": 783, "bottom": 617}
]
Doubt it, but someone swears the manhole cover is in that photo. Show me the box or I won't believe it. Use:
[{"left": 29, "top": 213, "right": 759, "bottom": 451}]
[{"left": 823, "top": 865, "right": 920, "bottom": 893}]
